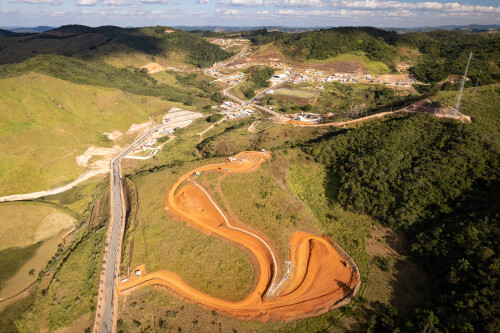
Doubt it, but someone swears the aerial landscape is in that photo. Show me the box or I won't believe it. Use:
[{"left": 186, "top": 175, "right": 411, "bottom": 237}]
[{"left": 0, "top": 0, "right": 499, "bottom": 332}]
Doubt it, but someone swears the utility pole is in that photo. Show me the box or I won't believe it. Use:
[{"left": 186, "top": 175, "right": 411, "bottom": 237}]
[{"left": 454, "top": 52, "right": 473, "bottom": 115}]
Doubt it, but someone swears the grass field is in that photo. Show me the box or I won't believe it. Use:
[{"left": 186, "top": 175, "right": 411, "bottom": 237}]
[
  {"left": 0, "top": 72, "right": 185, "bottom": 196},
  {"left": 122, "top": 159, "right": 255, "bottom": 301},
  {"left": 0, "top": 202, "right": 75, "bottom": 251},
  {"left": 273, "top": 88, "right": 319, "bottom": 100},
  {"left": 221, "top": 155, "right": 321, "bottom": 265},
  {"left": 199, "top": 120, "right": 329, "bottom": 157}
]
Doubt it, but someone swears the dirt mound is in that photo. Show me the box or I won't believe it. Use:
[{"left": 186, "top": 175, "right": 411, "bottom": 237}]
[
  {"left": 118, "top": 151, "right": 360, "bottom": 322},
  {"left": 140, "top": 62, "right": 166, "bottom": 74}
]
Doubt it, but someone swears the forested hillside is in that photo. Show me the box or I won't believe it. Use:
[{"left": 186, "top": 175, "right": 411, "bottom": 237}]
[
  {"left": 303, "top": 85, "right": 500, "bottom": 331},
  {"left": 402, "top": 31, "right": 500, "bottom": 85},
  {"left": 244, "top": 27, "right": 399, "bottom": 64},
  {"left": 0, "top": 25, "right": 231, "bottom": 67},
  {"left": 242, "top": 27, "right": 500, "bottom": 86},
  {"left": 0, "top": 54, "right": 194, "bottom": 104}
]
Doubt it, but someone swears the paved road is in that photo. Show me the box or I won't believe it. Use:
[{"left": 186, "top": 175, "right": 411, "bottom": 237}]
[
  {"left": 95, "top": 126, "right": 160, "bottom": 333},
  {"left": 230, "top": 44, "right": 248, "bottom": 64}
]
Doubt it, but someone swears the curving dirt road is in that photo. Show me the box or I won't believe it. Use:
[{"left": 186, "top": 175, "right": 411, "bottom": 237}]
[{"left": 117, "top": 151, "right": 360, "bottom": 322}]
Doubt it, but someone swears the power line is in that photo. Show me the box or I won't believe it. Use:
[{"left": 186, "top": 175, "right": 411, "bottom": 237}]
[{"left": 454, "top": 52, "right": 473, "bottom": 115}]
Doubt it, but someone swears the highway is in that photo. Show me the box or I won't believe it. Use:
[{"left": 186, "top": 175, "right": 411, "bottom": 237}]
[{"left": 94, "top": 125, "right": 160, "bottom": 333}]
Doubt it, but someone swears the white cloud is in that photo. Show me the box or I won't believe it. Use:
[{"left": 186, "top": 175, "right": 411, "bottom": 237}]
[
  {"left": 196, "top": 0, "right": 210, "bottom": 3},
  {"left": 219, "top": 0, "right": 264, "bottom": 7},
  {"left": 102, "top": 0, "right": 134, "bottom": 5},
  {"left": 330, "top": 1, "right": 500, "bottom": 13},
  {"left": 49, "top": 10, "right": 68, "bottom": 16},
  {"left": 277, "top": 0, "right": 324, "bottom": 7},
  {"left": 140, "top": 0, "right": 170, "bottom": 3},
  {"left": 215, "top": 8, "right": 244, "bottom": 15},
  {"left": 8, "top": 0, "right": 62, "bottom": 5},
  {"left": 74, "top": 0, "right": 98, "bottom": 6},
  {"left": 1, "top": 8, "right": 18, "bottom": 13}
]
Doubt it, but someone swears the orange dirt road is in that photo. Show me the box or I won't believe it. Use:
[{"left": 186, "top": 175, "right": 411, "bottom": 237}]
[{"left": 118, "top": 151, "right": 360, "bottom": 322}]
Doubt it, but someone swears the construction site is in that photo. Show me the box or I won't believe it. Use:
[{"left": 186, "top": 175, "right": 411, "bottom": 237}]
[{"left": 117, "top": 151, "right": 360, "bottom": 322}]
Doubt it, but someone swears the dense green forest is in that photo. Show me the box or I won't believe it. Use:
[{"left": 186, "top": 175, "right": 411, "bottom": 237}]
[
  {"left": 0, "top": 54, "right": 195, "bottom": 104},
  {"left": 302, "top": 86, "right": 500, "bottom": 331},
  {"left": 402, "top": 31, "right": 500, "bottom": 85}
]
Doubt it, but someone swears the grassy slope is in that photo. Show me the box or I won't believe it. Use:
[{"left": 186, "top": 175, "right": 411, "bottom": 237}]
[
  {"left": 0, "top": 202, "right": 74, "bottom": 251},
  {"left": 0, "top": 72, "right": 183, "bottom": 195},
  {"left": 0, "top": 54, "right": 195, "bottom": 103},
  {"left": 221, "top": 153, "right": 321, "bottom": 265},
  {"left": 0, "top": 242, "right": 42, "bottom": 291},
  {"left": 15, "top": 226, "right": 106, "bottom": 332},
  {"left": 12, "top": 182, "right": 110, "bottom": 332},
  {"left": 0, "top": 25, "right": 232, "bottom": 68},
  {"left": 122, "top": 159, "right": 254, "bottom": 302}
]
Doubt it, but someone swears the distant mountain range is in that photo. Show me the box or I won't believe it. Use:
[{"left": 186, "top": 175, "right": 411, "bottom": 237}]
[
  {"left": 384, "top": 24, "right": 500, "bottom": 34},
  {"left": 175, "top": 24, "right": 500, "bottom": 34},
  {"left": 173, "top": 26, "right": 318, "bottom": 33},
  {"left": 1, "top": 24, "right": 499, "bottom": 35},
  {"left": 1, "top": 26, "right": 54, "bottom": 33}
]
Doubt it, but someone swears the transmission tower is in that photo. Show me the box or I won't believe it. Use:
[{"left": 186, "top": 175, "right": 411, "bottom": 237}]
[{"left": 454, "top": 52, "right": 473, "bottom": 115}]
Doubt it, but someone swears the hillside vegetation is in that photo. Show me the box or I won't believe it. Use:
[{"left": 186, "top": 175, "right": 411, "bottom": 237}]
[
  {"left": 0, "top": 54, "right": 195, "bottom": 104},
  {"left": 243, "top": 27, "right": 500, "bottom": 85},
  {"left": 0, "top": 72, "right": 182, "bottom": 195},
  {"left": 0, "top": 25, "right": 231, "bottom": 68},
  {"left": 302, "top": 86, "right": 500, "bottom": 331}
]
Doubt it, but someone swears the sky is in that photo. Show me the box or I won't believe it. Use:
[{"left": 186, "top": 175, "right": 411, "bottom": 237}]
[{"left": 0, "top": 0, "right": 499, "bottom": 28}]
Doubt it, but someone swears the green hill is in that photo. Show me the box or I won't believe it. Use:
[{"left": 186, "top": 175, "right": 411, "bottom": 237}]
[
  {"left": 0, "top": 25, "right": 232, "bottom": 67},
  {"left": 303, "top": 85, "right": 500, "bottom": 331},
  {"left": 0, "top": 28, "right": 21, "bottom": 38},
  {"left": 0, "top": 72, "right": 185, "bottom": 195},
  {"left": 0, "top": 54, "right": 195, "bottom": 103},
  {"left": 242, "top": 27, "right": 500, "bottom": 84},
  {"left": 244, "top": 27, "right": 400, "bottom": 64}
]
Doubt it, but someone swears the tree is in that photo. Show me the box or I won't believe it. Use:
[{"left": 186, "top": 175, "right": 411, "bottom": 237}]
[
  {"left": 207, "top": 114, "right": 224, "bottom": 123},
  {"left": 302, "top": 104, "right": 313, "bottom": 112}
]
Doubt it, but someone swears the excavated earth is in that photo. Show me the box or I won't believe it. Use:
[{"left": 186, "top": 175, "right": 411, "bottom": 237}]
[{"left": 118, "top": 151, "right": 360, "bottom": 322}]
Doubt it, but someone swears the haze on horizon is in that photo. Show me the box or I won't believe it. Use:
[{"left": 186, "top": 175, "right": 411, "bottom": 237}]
[{"left": 0, "top": 0, "right": 499, "bottom": 29}]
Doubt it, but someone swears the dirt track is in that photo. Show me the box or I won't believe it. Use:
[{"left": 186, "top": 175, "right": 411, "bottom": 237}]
[{"left": 117, "top": 151, "right": 360, "bottom": 322}]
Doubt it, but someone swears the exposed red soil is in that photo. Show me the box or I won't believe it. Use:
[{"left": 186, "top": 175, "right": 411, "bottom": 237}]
[{"left": 117, "top": 151, "right": 360, "bottom": 322}]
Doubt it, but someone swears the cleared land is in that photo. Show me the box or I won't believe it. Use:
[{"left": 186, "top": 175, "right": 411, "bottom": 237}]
[
  {"left": 303, "top": 52, "right": 389, "bottom": 75},
  {"left": 118, "top": 151, "right": 360, "bottom": 322},
  {"left": 273, "top": 88, "right": 319, "bottom": 100}
]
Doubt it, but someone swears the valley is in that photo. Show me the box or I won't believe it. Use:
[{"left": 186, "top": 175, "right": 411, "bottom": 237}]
[{"left": 0, "top": 23, "right": 498, "bottom": 333}]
